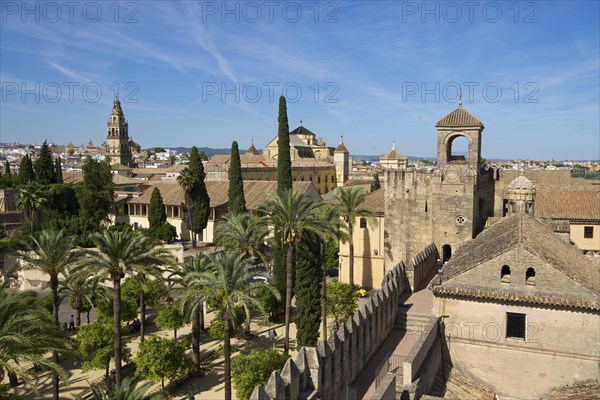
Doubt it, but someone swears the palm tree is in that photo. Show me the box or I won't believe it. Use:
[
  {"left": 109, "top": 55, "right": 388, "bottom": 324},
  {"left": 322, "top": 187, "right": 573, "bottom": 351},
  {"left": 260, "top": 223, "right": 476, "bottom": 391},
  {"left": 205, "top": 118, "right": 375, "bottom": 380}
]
[
  {"left": 168, "top": 253, "right": 213, "bottom": 371},
  {"left": 179, "top": 251, "right": 277, "bottom": 400},
  {"left": 16, "top": 182, "right": 48, "bottom": 236},
  {"left": 314, "top": 205, "right": 347, "bottom": 342},
  {"left": 215, "top": 212, "right": 269, "bottom": 263},
  {"left": 260, "top": 190, "right": 327, "bottom": 354},
  {"left": 330, "top": 187, "right": 376, "bottom": 286},
  {"left": 18, "top": 228, "right": 79, "bottom": 400},
  {"left": 86, "top": 376, "right": 164, "bottom": 400},
  {"left": 80, "top": 229, "right": 174, "bottom": 389},
  {"left": 215, "top": 212, "right": 271, "bottom": 335},
  {"left": 177, "top": 167, "right": 198, "bottom": 248},
  {"left": 59, "top": 269, "right": 103, "bottom": 328},
  {"left": 0, "top": 281, "right": 68, "bottom": 395}
]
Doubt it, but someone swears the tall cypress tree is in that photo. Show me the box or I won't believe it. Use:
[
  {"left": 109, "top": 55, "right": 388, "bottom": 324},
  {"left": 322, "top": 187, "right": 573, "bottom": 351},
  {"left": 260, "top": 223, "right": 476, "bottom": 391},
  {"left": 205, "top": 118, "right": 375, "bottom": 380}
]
[
  {"left": 277, "top": 96, "right": 292, "bottom": 192},
  {"left": 149, "top": 187, "right": 167, "bottom": 229},
  {"left": 227, "top": 141, "right": 246, "bottom": 214},
  {"left": 273, "top": 96, "right": 293, "bottom": 299},
  {"left": 4, "top": 160, "right": 11, "bottom": 175},
  {"left": 77, "top": 156, "right": 114, "bottom": 225},
  {"left": 189, "top": 146, "right": 210, "bottom": 245},
  {"left": 55, "top": 156, "right": 63, "bottom": 184},
  {"left": 371, "top": 173, "right": 381, "bottom": 192},
  {"left": 34, "top": 140, "right": 56, "bottom": 185},
  {"left": 295, "top": 231, "right": 323, "bottom": 348},
  {"left": 18, "top": 154, "right": 35, "bottom": 185}
]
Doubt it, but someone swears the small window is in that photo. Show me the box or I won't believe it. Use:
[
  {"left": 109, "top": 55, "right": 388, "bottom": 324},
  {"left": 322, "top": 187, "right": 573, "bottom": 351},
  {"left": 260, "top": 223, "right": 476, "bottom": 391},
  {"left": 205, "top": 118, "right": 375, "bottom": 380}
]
[
  {"left": 173, "top": 207, "right": 179, "bottom": 217},
  {"left": 318, "top": 177, "right": 321, "bottom": 184},
  {"left": 506, "top": 312, "right": 526, "bottom": 339},
  {"left": 501, "top": 265, "right": 511, "bottom": 283},
  {"left": 584, "top": 226, "right": 594, "bottom": 239},
  {"left": 526, "top": 268, "right": 535, "bottom": 285},
  {"left": 360, "top": 218, "right": 367, "bottom": 229},
  {"left": 425, "top": 201, "right": 428, "bottom": 213},
  {"left": 141, "top": 205, "right": 147, "bottom": 216},
  {"left": 325, "top": 176, "right": 328, "bottom": 183},
  {"left": 123, "top": 204, "right": 128, "bottom": 215}
]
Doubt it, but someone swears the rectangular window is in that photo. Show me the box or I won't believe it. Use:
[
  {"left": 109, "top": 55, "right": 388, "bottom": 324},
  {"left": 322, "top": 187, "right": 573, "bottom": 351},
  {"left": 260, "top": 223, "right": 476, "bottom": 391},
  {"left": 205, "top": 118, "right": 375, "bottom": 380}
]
[
  {"left": 584, "top": 226, "right": 594, "bottom": 239},
  {"left": 360, "top": 218, "right": 367, "bottom": 229},
  {"left": 142, "top": 205, "right": 147, "bottom": 216},
  {"left": 173, "top": 207, "right": 179, "bottom": 217},
  {"left": 506, "top": 312, "right": 526, "bottom": 339},
  {"left": 318, "top": 177, "right": 321, "bottom": 184}
]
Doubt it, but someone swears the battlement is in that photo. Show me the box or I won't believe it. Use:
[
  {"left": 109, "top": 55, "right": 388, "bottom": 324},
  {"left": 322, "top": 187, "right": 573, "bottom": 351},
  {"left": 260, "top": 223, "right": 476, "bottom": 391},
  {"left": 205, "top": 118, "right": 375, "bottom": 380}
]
[{"left": 251, "top": 245, "right": 439, "bottom": 399}]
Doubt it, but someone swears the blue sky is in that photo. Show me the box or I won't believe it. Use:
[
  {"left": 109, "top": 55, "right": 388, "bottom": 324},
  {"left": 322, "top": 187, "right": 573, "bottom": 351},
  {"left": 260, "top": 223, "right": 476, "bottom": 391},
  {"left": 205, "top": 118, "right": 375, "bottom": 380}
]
[{"left": 1, "top": 1, "right": 598, "bottom": 160}]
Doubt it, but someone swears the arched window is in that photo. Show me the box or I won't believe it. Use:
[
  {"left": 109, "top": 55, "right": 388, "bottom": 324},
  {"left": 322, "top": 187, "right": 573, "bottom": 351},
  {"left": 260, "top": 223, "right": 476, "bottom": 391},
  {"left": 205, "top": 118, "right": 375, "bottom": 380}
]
[
  {"left": 442, "top": 244, "right": 452, "bottom": 262},
  {"left": 448, "top": 135, "right": 469, "bottom": 162},
  {"left": 501, "top": 265, "right": 511, "bottom": 283},
  {"left": 526, "top": 268, "right": 535, "bottom": 285}
]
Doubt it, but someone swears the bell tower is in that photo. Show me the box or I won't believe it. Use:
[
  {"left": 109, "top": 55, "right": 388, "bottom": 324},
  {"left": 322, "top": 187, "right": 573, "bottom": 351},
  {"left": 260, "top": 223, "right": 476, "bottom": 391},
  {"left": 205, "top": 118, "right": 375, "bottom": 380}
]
[
  {"left": 431, "top": 100, "right": 485, "bottom": 255},
  {"left": 106, "top": 97, "right": 133, "bottom": 167}
]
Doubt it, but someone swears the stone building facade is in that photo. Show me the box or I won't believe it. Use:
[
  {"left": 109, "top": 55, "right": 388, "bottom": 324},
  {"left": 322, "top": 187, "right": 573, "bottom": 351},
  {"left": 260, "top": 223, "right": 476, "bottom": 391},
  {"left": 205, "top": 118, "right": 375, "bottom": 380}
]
[{"left": 431, "top": 213, "right": 599, "bottom": 398}]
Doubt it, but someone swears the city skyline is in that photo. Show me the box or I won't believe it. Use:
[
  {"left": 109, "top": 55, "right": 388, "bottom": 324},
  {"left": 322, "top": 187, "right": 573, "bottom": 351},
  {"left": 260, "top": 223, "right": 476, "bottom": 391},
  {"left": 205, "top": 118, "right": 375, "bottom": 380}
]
[{"left": 1, "top": 1, "right": 599, "bottom": 160}]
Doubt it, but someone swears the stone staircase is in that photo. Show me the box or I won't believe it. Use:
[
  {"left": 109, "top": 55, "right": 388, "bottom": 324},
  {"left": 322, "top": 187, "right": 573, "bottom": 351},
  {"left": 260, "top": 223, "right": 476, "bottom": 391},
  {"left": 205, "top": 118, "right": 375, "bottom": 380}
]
[{"left": 396, "top": 307, "right": 433, "bottom": 335}]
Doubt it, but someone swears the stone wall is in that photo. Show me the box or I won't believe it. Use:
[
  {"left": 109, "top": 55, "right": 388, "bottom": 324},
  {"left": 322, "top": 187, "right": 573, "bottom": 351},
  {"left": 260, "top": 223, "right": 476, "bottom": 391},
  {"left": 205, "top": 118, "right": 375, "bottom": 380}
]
[
  {"left": 251, "top": 261, "right": 406, "bottom": 400},
  {"left": 406, "top": 243, "right": 438, "bottom": 291}
]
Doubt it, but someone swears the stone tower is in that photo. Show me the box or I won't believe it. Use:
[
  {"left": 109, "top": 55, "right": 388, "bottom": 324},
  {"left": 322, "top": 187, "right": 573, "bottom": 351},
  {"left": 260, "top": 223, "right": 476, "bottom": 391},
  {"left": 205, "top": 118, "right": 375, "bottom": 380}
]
[
  {"left": 106, "top": 97, "right": 133, "bottom": 167},
  {"left": 431, "top": 99, "right": 484, "bottom": 261},
  {"left": 334, "top": 136, "right": 349, "bottom": 187},
  {"left": 384, "top": 101, "right": 485, "bottom": 279}
]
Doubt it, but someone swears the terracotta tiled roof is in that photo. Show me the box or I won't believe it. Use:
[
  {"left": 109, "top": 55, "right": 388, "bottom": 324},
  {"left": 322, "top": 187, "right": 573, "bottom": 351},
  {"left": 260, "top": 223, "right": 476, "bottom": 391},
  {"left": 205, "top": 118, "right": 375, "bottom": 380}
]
[
  {"left": 335, "top": 142, "right": 349, "bottom": 153},
  {"left": 381, "top": 148, "right": 406, "bottom": 160},
  {"left": 434, "top": 214, "right": 600, "bottom": 310},
  {"left": 126, "top": 180, "right": 319, "bottom": 210},
  {"left": 62, "top": 171, "right": 84, "bottom": 184},
  {"left": 362, "top": 188, "right": 384, "bottom": 214},
  {"left": 246, "top": 144, "right": 260, "bottom": 155},
  {"left": 289, "top": 125, "right": 317, "bottom": 137},
  {"left": 435, "top": 105, "right": 483, "bottom": 127},
  {"left": 541, "top": 380, "right": 600, "bottom": 400},
  {"left": 535, "top": 190, "right": 600, "bottom": 220}
]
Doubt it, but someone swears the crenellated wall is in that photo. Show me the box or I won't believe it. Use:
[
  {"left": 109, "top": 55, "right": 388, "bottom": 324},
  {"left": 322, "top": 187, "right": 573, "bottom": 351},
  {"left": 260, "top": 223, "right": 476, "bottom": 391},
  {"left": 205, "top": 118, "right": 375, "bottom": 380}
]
[
  {"left": 251, "top": 261, "right": 407, "bottom": 400},
  {"left": 406, "top": 243, "right": 438, "bottom": 291}
]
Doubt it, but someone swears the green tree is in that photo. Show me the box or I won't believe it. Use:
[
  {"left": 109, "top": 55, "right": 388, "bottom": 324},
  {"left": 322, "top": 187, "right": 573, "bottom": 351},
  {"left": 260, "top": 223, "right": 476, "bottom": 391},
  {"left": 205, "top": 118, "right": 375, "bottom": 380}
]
[
  {"left": 231, "top": 349, "right": 289, "bottom": 400},
  {"left": 59, "top": 269, "right": 101, "bottom": 328},
  {"left": 260, "top": 190, "right": 326, "bottom": 354},
  {"left": 168, "top": 253, "right": 213, "bottom": 371},
  {"left": 156, "top": 304, "right": 185, "bottom": 339},
  {"left": 370, "top": 174, "right": 381, "bottom": 192},
  {"left": 315, "top": 206, "right": 346, "bottom": 342},
  {"left": 179, "top": 251, "right": 277, "bottom": 400},
  {"left": 80, "top": 229, "right": 173, "bottom": 388},
  {"left": 326, "top": 282, "right": 358, "bottom": 330},
  {"left": 55, "top": 156, "right": 63, "bottom": 184},
  {"left": 18, "top": 229, "right": 79, "bottom": 400},
  {"left": 274, "top": 96, "right": 292, "bottom": 308},
  {"left": 16, "top": 182, "right": 48, "bottom": 236},
  {"left": 34, "top": 141, "right": 56, "bottom": 185},
  {"left": 154, "top": 147, "right": 166, "bottom": 153},
  {"left": 294, "top": 231, "right": 323, "bottom": 348},
  {"left": 215, "top": 212, "right": 269, "bottom": 262},
  {"left": 177, "top": 167, "right": 197, "bottom": 248},
  {"left": 77, "top": 319, "right": 131, "bottom": 380},
  {"left": 78, "top": 157, "right": 114, "bottom": 225},
  {"left": 86, "top": 377, "right": 163, "bottom": 400},
  {"left": 227, "top": 141, "right": 246, "bottom": 214},
  {"left": 331, "top": 187, "right": 376, "bottom": 286},
  {"left": 276, "top": 96, "right": 292, "bottom": 192},
  {"left": 18, "top": 154, "right": 35, "bottom": 185},
  {"left": 0, "top": 281, "right": 68, "bottom": 395},
  {"left": 189, "top": 147, "right": 210, "bottom": 244},
  {"left": 4, "top": 160, "right": 10, "bottom": 175},
  {"left": 134, "top": 337, "right": 192, "bottom": 391},
  {"left": 148, "top": 187, "right": 167, "bottom": 230}
]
